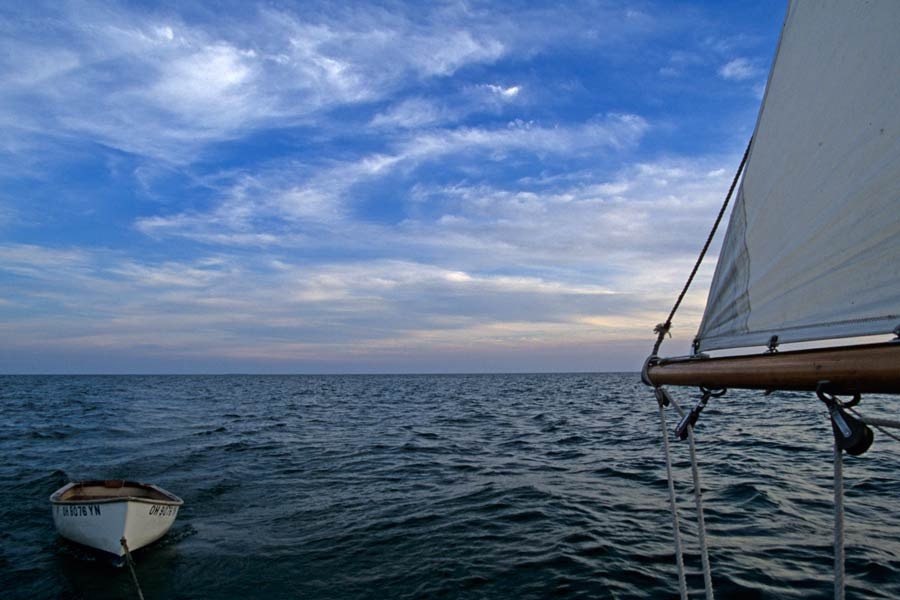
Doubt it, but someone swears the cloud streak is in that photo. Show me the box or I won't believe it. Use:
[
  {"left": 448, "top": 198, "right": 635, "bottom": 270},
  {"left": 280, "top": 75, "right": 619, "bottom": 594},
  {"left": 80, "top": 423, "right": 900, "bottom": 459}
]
[{"left": 135, "top": 113, "right": 650, "bottom": 242}]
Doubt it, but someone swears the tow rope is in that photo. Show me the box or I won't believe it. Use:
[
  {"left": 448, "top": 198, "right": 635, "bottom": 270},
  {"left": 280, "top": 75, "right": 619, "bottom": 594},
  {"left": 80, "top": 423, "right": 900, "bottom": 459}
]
[{"left": 121, "top": 537, "right": 146, "bottom": 600}]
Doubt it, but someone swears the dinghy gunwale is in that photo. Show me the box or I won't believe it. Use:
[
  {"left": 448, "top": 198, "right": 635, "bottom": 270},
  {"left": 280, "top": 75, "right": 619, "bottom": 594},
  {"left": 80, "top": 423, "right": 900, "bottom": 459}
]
[{"left": 50, "top": 480, "right": 184, "bottom": 507}]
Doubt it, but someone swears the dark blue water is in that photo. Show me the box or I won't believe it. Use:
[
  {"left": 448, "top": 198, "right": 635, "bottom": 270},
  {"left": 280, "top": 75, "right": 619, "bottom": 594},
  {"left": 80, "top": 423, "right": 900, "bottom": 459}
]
[{"left": 2, "top": 374, "right": 900, "bottom": 599}]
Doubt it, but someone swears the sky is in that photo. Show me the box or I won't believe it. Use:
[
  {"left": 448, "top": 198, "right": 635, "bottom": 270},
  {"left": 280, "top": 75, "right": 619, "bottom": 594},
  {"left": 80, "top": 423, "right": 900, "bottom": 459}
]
[{"left": 0, "top": 0, "right": 787, "bottom": 374}]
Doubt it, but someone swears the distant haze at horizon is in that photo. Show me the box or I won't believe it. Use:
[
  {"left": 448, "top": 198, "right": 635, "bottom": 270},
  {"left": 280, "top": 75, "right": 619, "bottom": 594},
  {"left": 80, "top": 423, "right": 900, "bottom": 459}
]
[
  {"left": 1, "top": 341, "right": 652, "bottom": 374},
  {"left": 0, "top": 1, "right": 785, "bottom": 374}
]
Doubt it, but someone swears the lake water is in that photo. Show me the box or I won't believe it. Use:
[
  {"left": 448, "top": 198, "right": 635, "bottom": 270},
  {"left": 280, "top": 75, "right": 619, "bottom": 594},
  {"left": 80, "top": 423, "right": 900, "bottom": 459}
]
[{"left": 2, "top": 374, "right": 899, "bottom": 598}]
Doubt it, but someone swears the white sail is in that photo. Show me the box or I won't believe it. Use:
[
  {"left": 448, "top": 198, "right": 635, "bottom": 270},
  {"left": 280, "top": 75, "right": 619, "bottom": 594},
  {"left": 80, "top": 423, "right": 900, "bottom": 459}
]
[{"left": 696, "top": 0, "right": 900, "bottom": 353}]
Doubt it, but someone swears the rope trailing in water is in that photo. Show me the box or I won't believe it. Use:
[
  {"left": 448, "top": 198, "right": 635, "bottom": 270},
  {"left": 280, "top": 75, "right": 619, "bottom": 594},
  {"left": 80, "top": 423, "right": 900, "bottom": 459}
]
[
  {"left": 833, "top": 440, "right": 845, "bottom": 600},
  {"left": 656, "top": 387, "right": 688, "bottom": 600},
  {"left": 668, "top": 392, "right": 715, "bottom": 600},
  {"left": 651, "top": 139, "right": 752, "bottom": 358},
  {"left": 121, "top": 538, "right": 146, "bottom": 600}
]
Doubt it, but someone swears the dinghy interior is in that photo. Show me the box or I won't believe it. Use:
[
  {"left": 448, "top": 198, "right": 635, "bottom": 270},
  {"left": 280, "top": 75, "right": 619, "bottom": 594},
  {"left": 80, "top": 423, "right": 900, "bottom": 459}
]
[{"left": 51, "top": 480, "right": 180, "bottom": 504}]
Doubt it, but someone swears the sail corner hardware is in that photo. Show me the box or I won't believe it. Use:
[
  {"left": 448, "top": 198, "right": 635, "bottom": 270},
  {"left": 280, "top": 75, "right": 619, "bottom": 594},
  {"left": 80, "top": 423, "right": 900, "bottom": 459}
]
[{"left": 691, "top": 337, "right": 701, "bottom": 356}]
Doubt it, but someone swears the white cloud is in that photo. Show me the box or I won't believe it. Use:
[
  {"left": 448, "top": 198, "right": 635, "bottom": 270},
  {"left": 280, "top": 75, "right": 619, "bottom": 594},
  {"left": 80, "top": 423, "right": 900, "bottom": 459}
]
[
  {"left": 401, "top": 113, "right": 648, "bottom": 162},
  {"left": 150, "top": 44, "right": 256, "bottom": 114},
  {"left": 0, "top": 148, "right": 739, "bottom": 371},
  {"left": 0, "top": 1, "right": 779, "bottom": 371},
  {"left": 718, "top": 57, "right": 761, "bottom": 81},
  {"left": 401, "top": 154, "right": 736, "bottom": 263},
  {"left": 0, "top": 244, "right": 93, "bottom": 278},
  {"left": 109, "top": 259, "right": 233, "bottom": 288},
  {"left": 370, "top": 98, "right": 448, "bottom": 129},
  {"left": 0, "top": 246, "right": 628, "bottom": 363},
  {"left": 0, "top": 0, "right": 675, "bottom": 169},
  {"left": 485, "top": 84, "right": 521, "bottom": 98},
  {"left": 134, "top": 113, "right": 649, "bottom": 244},
  {"left": 658, "top": 50, "right": 704, "bottom": 78},
  {"left": 407, "top": 30, "right": 505, "bottom": 77},
  {"left": 136, "top": 149, "right": 740, "bottom": 326},
  {"left": 154, "top": 26, "right": 175, "bottom": 42},
  {"left": 0, "top": 3, "right": 518, "bottom": 164}
]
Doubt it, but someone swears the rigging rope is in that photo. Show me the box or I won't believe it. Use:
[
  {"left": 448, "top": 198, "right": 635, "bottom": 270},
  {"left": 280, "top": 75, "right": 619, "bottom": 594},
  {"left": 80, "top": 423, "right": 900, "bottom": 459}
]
[
  {"left": 651, "top": 139, "right": 752, "bottom": 357},
  {"left": 830, "top": 406, "right": 900, "bottom": 599},
  {"left": 833, "top": 440, "right": 845, "bottom": 600},
  {"left": 656, "top": 387, "right": 688, "bottom": 600},
  {"left": 668, "top": 391, "right": 715, "bottom": 600},
  {"left": 846, "top": 410, "right": 900, "bottom": 442}
]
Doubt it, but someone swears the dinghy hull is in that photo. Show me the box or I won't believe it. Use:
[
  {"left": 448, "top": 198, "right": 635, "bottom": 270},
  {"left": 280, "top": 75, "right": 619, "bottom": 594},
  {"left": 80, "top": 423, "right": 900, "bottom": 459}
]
[{"left": 51, "top": 480, "right": 183, "bottom": 557}]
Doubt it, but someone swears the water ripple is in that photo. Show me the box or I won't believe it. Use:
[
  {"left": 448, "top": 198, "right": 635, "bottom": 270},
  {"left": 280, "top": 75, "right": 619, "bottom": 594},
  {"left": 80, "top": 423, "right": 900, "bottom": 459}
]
[{"left": 1, "top": 374, "right": 899, "bottom": 598}]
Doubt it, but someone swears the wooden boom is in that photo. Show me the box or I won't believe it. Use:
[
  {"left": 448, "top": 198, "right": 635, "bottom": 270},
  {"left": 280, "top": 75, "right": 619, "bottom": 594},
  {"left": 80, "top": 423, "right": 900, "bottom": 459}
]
[{"left": 645, "top": 342, "right": 900, "bottom": 395}]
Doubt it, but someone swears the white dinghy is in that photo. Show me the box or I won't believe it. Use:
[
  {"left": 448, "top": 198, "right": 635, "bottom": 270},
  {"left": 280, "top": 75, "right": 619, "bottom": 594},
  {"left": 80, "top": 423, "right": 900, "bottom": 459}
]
[{"left": 51, "top": 480, "right": 183, "bottom": 558}]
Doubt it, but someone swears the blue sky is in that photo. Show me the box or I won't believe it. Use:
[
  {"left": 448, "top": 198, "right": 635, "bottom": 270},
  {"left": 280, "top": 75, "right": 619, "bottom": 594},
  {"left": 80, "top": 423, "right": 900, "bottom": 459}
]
[{"left": 0, "top": 0, "right": 786, "bottom": 373}]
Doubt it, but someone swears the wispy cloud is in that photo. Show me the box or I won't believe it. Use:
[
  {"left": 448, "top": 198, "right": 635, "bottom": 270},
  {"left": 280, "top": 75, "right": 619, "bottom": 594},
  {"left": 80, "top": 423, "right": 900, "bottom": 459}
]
[
  {"left": 0, "top": 1, "right": 784, "bottom": 372},
  {"left": 658, "top": 50, "right": 705, "bottom": 78},
  {"left": 484, "top": 84, "right": 521, "bottom": 99},
  {"left": 0, "top": 145, "right": 735, "bottom": 368},
  {"left": 0, "top": 3, "right": 517, "bottom": 164},
  {"left": 370, "top": 98, "right": 451, "bottom": 129},
  {"left": 718, "top": 57, "right": 762, "bottom": 81},
  {"left": 0, "top": 0, "right": 683, "bottom": 166},
  {"left": 0, "top": 245, "right": 623, "bottom": 357},
  {"left": 136, "top": 113, "right": 650, "bottom": 242}
]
